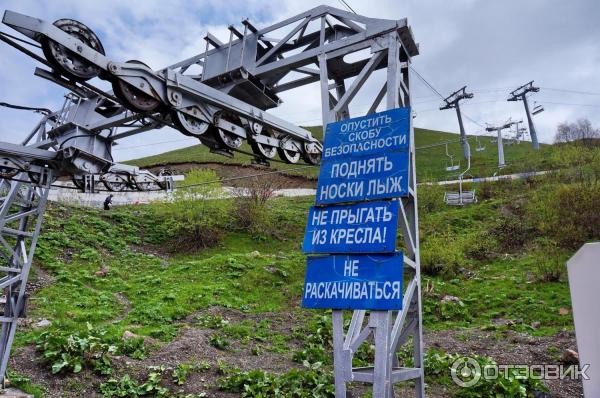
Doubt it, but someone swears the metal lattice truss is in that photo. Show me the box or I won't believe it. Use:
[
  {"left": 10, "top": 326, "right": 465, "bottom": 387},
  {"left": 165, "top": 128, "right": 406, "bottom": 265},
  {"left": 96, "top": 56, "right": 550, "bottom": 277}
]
[
  {"left": 0, "top": 6, "right": 423, "bottom": 394},
  {"left": 317, "top": 20, "right": 423, "bottom": 398},
  {"left": 0, "top": 172, "right": 52, "bottom": 378}
]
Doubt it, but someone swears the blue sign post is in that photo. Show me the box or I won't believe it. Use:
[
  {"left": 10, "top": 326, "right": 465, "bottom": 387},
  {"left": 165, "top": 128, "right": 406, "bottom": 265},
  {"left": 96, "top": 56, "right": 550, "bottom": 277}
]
[
  {"left": 302, "top": 107, "right": 410, "bottom": 311},
  {"left": 302, "top": 253, "right": 404, "bottom": 310}
]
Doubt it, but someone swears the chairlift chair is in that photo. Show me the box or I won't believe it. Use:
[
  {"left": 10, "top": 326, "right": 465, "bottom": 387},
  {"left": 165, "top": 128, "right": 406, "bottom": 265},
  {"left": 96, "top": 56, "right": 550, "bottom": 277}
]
[
  {"left": 444, "top": 142, "right": 477, "bottom": 206},
  {"left": 444, "top": 143, "right": 460, "bottom": 172},
  {"left": 532, "top": 102, "right": 544, "bottom": 115},
  {"left": 475, "top": 135, "right": 485, "bottom": 152}
]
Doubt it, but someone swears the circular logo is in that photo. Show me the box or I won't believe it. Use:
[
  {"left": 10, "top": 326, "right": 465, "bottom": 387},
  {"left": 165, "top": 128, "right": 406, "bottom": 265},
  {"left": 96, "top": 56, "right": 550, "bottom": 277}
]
[{"left": 451, "top": 357, "right": 482, "bottom": 388}]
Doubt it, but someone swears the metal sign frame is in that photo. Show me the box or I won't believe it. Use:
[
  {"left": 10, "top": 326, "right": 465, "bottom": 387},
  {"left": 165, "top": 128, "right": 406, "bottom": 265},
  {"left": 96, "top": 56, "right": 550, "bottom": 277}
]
[{"left": 318, "top": 29, "right": 424, "bottom": 398}]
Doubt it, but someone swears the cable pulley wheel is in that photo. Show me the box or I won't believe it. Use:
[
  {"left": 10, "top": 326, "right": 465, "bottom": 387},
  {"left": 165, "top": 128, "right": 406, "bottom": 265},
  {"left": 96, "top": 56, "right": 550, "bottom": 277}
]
[
  {"left": 214, "top": 114, "right": 243, "bottom": 149},
  {"left": 102, "top": 174, "right": 129, "bottom": 192},
  {"left": 249, "top": 128, "right": 277, "bottom": 159},
  {"left": 27, "top": 171, "right": 57, "bottom": 186},
  {"left": 0, "top": 167, "right": 19, "bottom": 179},
  {"left": 72, "top": 175, "right": 86, "bottom": 191},
  {"left": 301, "top": 142, "right": 322, "bottom": 165},
  {"left": 277, "top": 136, "right": 301, "bottom": 164},
  {"left": 130, "top": 176, "right": 157, "bottom": 191},
  {"left": 41, "top": 19, "right": 105, "bottom": 81},
  {"left": 171, "top": 108, "right": 210, "bottom": 137},
  {"left": 112, "top": 60, "right": 161, "bottom": 113}
]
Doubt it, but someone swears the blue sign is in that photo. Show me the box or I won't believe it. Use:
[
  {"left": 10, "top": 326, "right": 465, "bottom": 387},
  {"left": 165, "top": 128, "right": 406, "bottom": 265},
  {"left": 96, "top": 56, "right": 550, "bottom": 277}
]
[
  {"left": 302, "top": 252, "right": 404, "bottom": 310},
  {"left": 302, "top": 200, "right": 399, "bottom": 254},
  {"left": 316, "top": 108, "right": 411, "bottom": 205},
  {"left": 315, "top": 151, "right": 409, "bottom": 205},
  {"left": 322, "top": 107, "right": 410, "bottom": 160}
]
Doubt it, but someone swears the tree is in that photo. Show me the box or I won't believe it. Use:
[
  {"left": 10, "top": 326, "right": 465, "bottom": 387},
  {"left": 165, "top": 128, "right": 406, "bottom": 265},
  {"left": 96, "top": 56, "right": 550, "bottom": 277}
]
[{"left": 554, "top": 118, "right": 600, "bottom": 145}]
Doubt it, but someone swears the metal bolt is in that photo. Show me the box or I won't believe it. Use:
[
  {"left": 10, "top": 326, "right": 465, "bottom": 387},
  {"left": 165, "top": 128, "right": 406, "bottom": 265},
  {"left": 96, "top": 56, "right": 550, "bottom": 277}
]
[
  {"left": 77, "top": 45, "right": 83, "bottom": 52},
  {"left": 140, "top": 82, "right": 145, "bottom": 88}
]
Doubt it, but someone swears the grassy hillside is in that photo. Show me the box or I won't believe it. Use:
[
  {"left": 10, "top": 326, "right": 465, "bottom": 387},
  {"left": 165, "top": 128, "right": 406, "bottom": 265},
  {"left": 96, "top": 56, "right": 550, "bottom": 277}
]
[
  {"left": 127, "top": 126, "right": 558, "bottom": 182},
  {"left": 9, "top": 167, "right": 600, "bottom": 396}
]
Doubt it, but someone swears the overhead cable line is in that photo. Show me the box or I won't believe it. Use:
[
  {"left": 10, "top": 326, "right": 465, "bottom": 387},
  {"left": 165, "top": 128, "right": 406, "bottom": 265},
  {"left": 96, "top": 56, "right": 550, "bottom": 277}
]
[{"left": 338, "top": 0, "right": 358, "bottom": 14}]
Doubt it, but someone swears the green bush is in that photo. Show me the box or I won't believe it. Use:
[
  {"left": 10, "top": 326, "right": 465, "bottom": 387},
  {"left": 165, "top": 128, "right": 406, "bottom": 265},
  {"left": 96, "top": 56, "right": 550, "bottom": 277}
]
[
  {"left": 233, "top": 177, "right": 278, "bottom": 236},
  {"left": 421, "top": 235, "right": 465, "bottom": 277},
  {"left": 527, "top": 238, "right": 568, "bottom": 282},
  {"left": 153, "top": 169, "right": 231, "bottom": 249},
  {"left": 292, "top": 315, "right": 332, "bottom": 365},
  {"left": 99, "top": 366, "right": 171, "bottom": 398},
  {"left": 418, "top": 183, "right": 446, "bottom": 213},
  {"left": 527, "top": 182, "right": 600, "bottom": 249},
  {"left": 463, "top": 232, "right": 496, "bottom": 261},
  {"left": 489, "top": 214, "right": 533, "bottom": 252}
]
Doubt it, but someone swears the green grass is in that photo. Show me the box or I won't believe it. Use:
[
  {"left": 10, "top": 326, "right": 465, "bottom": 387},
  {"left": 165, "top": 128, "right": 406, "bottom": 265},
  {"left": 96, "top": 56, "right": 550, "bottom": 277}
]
[
  {"left": 17, "top": 170, "right": 600, "bottom": 395},
  {"left": 24, "top": 178, "right": 579, "bottom": 348},
  {"left": 127, "top": 126, "right": 559, "bottom": 181}
]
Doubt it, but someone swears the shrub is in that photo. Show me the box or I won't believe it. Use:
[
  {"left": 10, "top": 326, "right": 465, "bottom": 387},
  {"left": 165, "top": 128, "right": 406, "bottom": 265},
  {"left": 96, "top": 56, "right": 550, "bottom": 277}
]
[
  {"left": 421, "top": 235, "right": 465, "bottom": 277},
  {"left": 233, "top": 177, "right": 278, "bottom": 235},
  {"left": 153, "top": 169, "right": 231, "bottom": 249},
  {"left": 418, "top": 183, "right": 446, "bottom": 213},
  {"left": 463, "top": 233, "right": 495, "bottom": 261},
  {"left": 420, "top": 350, "right": 548, "bottom": 397},
  {"left": 527, "top": 238, "right": 568, "bottom": 282},
  {"left": 527, "top": 182, "right": 600, "bottom": 249},
  {"left": 489, "top": 214, "right": 532, "bottom": 252},
  {"left": 99, "top": 366, "right": 172, "bottom": 398}
]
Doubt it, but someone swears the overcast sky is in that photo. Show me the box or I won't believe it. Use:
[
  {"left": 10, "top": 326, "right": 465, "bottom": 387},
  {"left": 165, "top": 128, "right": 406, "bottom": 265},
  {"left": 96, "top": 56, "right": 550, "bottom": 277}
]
[{"left": 1, "top": 0, "right": 599, "bottom": 161}]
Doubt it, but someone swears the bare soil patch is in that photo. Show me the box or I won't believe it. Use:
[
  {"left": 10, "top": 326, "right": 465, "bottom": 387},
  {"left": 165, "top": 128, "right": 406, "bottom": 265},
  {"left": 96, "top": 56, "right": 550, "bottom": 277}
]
[{"left": 8, "top": 309, "right": 582, "bottom": 397}]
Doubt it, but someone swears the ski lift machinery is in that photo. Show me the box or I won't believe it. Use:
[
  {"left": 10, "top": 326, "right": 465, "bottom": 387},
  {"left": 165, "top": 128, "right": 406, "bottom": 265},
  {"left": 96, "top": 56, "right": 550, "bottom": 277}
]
[
  {"left": 0, "top": 6, "right": 426, "bottom": 396},
  {"left": 444, "top": 141, "right": 477, "bottom": 206}
]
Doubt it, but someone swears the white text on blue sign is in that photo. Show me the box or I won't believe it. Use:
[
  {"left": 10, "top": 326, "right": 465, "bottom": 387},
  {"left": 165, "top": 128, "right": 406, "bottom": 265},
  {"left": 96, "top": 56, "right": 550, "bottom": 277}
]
[
  {"left": 302, "top": 200, "right": 399, "bottom": 254},
  {"left": 302, "top": 253, "right": 404, "bottom": 310},
  {"left": 322, "top": 107, "right": 410, "bottom": 160},
  {"left": 316, "top": 152, "right": 409, "bottom": 205}
]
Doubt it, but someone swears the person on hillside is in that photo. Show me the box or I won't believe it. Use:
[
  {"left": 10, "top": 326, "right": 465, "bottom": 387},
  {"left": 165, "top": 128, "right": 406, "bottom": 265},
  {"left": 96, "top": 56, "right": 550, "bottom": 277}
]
[{"left": 104, "top": 194, "right": 114, "bottom": 210}]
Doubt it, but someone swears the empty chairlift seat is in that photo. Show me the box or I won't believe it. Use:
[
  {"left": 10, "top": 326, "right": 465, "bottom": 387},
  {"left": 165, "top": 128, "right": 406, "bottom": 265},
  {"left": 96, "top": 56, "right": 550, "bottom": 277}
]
[
  {"left": 444, "top": 189, "right": 477, "bottom": 206},
  {"left": 444, "top": 143, "right": 460, "bottom": 171},
  {"left": 444, "top": 141, "right": 477, "bottom": 206}
]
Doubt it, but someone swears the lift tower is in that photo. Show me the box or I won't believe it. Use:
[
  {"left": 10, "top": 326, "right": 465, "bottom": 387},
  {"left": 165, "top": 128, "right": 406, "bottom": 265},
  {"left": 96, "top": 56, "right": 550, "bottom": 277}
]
[
  {"left": 486, "top": 119, "right": 518, "bottom": 168},
  {"left": 508, "top": 81, "right": 540, "bottom": 150},
  {"left": 440, "top": 86, "right": 473, "bottom": 160}
]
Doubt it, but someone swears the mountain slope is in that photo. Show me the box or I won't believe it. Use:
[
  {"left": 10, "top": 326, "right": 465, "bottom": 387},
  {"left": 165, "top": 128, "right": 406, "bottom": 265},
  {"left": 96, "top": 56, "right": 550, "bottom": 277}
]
[{"left": 127, "top": 127, "right": 554, "bottom": 181}]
